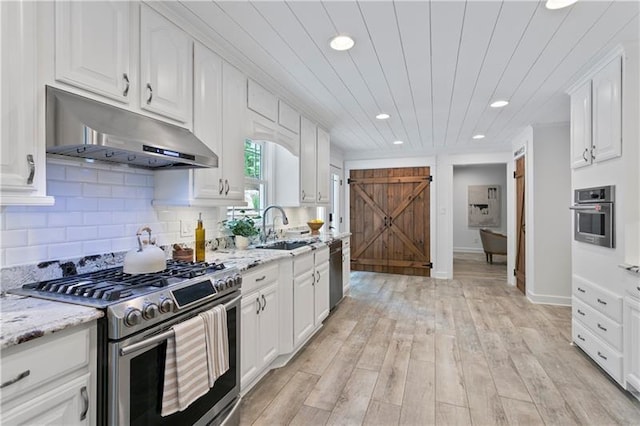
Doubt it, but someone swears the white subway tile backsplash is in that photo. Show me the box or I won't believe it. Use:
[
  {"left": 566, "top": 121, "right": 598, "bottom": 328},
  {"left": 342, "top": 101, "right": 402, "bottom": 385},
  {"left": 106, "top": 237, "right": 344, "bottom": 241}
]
[
  {"left": 67, "top": 197, "right": 99, "bottom": 212},
  {"left": 124, "top": 199, "right": 148, "bottom": 211},
  {"left": 82, "top": 240, "right": 112, "bottom": 256},
  {"left": 28, "top": 227, "right": 66, "bottom": 245},
  {"left": 98, "top": 170, "right": 125, "bottom": 185},
  {"left": 111, "top": 237, "right": 135, "bottom": 252},
  {"left": 1, "top": 230, "right": 28, "bottom": 248},
  {"left": 98, "top": 225, "right": 125, "bottom": 239},
  {"left": 135, "top": 187, "right": 154, "bottom": 199},
  {"left": 5, "top": 245, "right": 48, "bottom": 266},
  {"left": 82, "top": 183, "right": 112, "bottom": 198},
  {"left": 124, "top": 173, "right": 148, "bottom": 186},
  {"left": 46, "top": 163, "right": 66, "bottom": 180},
  {"left": 5, "top": 212, "right": 48, "bottom": 230},
  {"left": 111, "top": 211, "right": 133, "bottom": 225},
  {"left": 48, "top": 212, "right": 83, "bottom": 227},
  {"left": 83, "top": 212, "right": 112, "bottom": 226},
  {"left": 48, "top": 180, "right": 83, "bottom": 197},
  {"left": 66, "top": 167, "right": 97, "bottom": 183},
  {"left": 99, "top": 198, "right": 124, "bottom": 211},
  {"left": 112, "top": 186, "right": 138, "bottom": 199},
  {"left": 47, "top": 242, "right": 83, "bottom": 260},
  {"left": 67, "top": 226, "right": 98, "bottom": 241}
]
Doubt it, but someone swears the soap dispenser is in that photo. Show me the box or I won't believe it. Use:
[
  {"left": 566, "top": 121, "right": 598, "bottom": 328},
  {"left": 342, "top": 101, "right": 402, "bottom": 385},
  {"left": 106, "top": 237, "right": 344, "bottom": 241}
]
[{"left": 195, "top": 213, "right": 205, "bottom": 262}]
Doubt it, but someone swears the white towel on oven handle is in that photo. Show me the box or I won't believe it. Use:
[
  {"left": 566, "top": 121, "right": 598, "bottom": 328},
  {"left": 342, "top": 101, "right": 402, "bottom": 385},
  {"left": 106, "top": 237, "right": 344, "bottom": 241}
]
[
  {"left": 199, "top": 304, "right": 229, "bottom": 387},
  {"left": 161, "top": 315, "right": 209, "bottom": 417}
]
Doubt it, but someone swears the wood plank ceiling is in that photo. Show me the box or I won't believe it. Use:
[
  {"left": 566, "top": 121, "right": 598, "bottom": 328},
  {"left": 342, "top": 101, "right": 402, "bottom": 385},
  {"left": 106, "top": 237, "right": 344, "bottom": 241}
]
[{"left": 176, "top": 0, "right": 639, "bottom": 157}]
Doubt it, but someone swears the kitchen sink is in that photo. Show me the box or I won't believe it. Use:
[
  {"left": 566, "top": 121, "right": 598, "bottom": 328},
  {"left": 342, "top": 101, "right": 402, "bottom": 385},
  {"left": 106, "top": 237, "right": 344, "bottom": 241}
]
[{"left": 255, "top": 240, "right": 313, "bottom": 250}]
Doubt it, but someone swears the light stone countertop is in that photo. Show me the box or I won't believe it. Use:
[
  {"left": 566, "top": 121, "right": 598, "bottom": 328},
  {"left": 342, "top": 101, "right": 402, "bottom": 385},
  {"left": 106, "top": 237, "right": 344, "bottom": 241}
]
[
  {"left": 0, "top": 232, "right": 351, "bottom": 350},
  {"left": 0, "top": 294, "right": 104, "bottom": 349}
]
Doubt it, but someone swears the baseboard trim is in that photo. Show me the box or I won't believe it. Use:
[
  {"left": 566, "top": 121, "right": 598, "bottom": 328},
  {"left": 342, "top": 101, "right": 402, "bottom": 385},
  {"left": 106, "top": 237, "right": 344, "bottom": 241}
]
[
  {"left": 453, "top": 247, "right": 484, "bottom": 253},
  {"left": 526, "top": 292, "right": 572, "bottom": 306},
  {"left": 433, "top": 271, "right": 450, "bottom": 280}
]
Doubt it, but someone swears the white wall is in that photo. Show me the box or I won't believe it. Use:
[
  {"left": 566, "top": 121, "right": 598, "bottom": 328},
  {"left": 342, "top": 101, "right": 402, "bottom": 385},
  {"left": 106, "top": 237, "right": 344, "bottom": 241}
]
[
  {"left": 0, "top": 158, "right": 221, "bottom": 267},
  {"left": 452, "top": 164, "right": 507, "bottom": 252}
]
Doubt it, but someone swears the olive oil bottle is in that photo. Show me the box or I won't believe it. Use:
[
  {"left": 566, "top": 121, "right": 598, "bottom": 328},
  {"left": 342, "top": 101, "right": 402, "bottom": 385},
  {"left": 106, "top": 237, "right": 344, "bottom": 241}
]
[{"left": 195, "top": 213, "right": 205, "bottom": 262}]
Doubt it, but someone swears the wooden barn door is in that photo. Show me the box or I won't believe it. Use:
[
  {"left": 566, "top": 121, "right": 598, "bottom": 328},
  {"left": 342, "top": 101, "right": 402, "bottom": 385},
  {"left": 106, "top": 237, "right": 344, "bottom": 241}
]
[
  {"left": 514, "top": 156, "right": 526, "bottom": 294},
  {"left": 349, "top": 167, "right": 431, "bottom": 277}
]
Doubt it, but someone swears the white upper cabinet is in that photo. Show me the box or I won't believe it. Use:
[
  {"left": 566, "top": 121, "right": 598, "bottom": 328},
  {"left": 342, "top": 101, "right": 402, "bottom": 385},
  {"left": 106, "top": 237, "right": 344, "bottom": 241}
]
[
  {"left": 278, "top": 100, "right": 300, "bottom": 134},
  {"left": 139, "top": 5, "right": 192, "bottom": 124},
  {"left": 570, "top": 81, "right": 592, "bottom": 169},
  {"left": 569, "top": 52, "right": 622, "bottom": 169},
  {"left": 0, "top": 1, "right": 53, "bottom": 206},
  {"left": 300, "top": 116, "right": 317, "bottom": 204},
  {"left": 592, "top": 56, "right": 622, "bottom": 163},
  {"left": 316, "top": 126, "right": 330, "bottom": 204},
  {"left": 247, "top": 79, "right": 277, "bottom": 122},
  {"left": 55, "top": 1, "right": 131, "bottom": 103}
]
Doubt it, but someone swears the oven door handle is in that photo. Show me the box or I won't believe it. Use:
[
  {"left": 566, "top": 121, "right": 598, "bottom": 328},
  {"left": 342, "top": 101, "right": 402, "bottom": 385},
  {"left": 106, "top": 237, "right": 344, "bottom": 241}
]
[
  {"left": 569, "top": 205, "right": 600, "bottom": 211},
  {"left": 120, "top": 294, "right": 241, "bottom": 356}
]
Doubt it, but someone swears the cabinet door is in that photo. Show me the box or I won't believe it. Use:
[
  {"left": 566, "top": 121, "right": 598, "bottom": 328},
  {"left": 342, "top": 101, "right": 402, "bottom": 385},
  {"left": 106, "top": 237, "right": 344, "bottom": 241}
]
[
  {"left": 192, "top": 43, "right": 223, "bottom": 199},
  {"left": 293, "top": 272, "right": 315, "bottom": 347},
  {"left": 139, "top": 5, "right": 191, "bottom": 123},
  {"left": 316, "top": 127, "right": 330, "bottom": 204},
  {"left": 625, "top": 299, "right": 640, "bottom": 393},
  {"left": 299, "top": 116, "right": 317, "bottom": 204},
  {"left": 592, "top": 56, "right": 622, "bottom": 163},
  {"left": 2, "top": 374, "right": 91, "bottom": 426},
  {"left": 240, "top": 294, "right": 260, "bottom": 388},
  {"left": 570, "top": 81, "right": 591, "bottom": 169},
  {"left": 342, "top": 246, "right": 351, "bottom": 292},
  {"left": 55, "top": 1, "right": 130, "bottom": 103},
  {"left": 314, "top": 262, "right": 330, "bottom": 325},
  {"left": 221, "top": 61, "right": 246, "bottom": 202},
  {"left": 247, "top": 79, "right": 277, "bottom": 122},
  {"left": 258, "top": 283, "right": 279, "bottom": 367}
]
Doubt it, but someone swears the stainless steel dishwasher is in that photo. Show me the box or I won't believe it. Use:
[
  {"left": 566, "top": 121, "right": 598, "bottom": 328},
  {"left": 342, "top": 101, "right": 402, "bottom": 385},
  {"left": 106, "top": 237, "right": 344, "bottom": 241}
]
[{"left": 329, "top": 240, "right": 343, "bottom": 310}]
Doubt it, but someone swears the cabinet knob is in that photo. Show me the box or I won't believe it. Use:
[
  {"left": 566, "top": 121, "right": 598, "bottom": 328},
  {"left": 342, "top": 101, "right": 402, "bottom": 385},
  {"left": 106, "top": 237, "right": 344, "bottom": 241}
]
[{"left": 146, "top": 83, "right": 153, "bottom": 104}]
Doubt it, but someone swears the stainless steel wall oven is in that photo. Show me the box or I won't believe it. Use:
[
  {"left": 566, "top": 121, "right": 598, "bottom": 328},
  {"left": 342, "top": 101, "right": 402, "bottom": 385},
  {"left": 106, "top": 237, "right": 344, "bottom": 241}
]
[{"left": 570, "top": 185, "right": 615, "bottom": 248}]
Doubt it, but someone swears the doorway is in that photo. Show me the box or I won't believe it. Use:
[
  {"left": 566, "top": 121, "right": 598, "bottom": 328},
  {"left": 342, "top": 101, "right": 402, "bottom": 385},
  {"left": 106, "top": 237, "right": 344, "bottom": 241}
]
[
  {"left": 514, "top": 155, "right": 526, "bottom": 294},
  {"left": 328, "top": 165, "right": 343, "bottom": 232}
]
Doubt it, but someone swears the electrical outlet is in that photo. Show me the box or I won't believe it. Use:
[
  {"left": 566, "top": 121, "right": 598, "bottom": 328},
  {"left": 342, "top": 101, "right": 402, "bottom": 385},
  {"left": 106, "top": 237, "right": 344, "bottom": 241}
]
[{"left": 180, "top": 220, "right": 194, "bottom": 238}]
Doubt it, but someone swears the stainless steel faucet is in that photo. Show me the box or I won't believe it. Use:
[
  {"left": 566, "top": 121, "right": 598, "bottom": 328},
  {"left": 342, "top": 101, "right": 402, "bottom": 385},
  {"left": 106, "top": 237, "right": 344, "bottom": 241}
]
[{"left": 261, "top": 205, "right": 289, "bottom": 243}]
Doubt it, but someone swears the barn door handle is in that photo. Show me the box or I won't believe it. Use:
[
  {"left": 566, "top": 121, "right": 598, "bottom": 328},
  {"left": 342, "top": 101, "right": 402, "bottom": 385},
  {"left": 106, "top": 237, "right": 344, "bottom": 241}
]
[
  {"left": 384, "top": 217, "right": 387, "bottom": 227},
  {"left": 388, "top": 216, "right": 392, "bottom": 227}
]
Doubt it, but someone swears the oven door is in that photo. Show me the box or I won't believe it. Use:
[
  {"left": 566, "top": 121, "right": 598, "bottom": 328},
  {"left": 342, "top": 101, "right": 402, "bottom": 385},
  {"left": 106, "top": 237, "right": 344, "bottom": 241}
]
[
  {"left": 108, "top": 294, "right": 240, "bottom": 426},
  {"left": 572, "top": 202, "right": 614, "bottom": 248}
]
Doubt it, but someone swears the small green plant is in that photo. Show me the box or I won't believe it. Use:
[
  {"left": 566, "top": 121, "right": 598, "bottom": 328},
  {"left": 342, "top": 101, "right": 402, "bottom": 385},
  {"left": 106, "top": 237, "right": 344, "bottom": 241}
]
[{"left": 223, "top": 215, "right": 260, "bottom": 237}]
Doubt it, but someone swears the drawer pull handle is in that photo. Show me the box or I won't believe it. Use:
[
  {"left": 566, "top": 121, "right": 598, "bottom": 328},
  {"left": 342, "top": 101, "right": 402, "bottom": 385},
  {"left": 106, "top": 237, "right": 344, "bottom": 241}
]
[
  {"left": 80, "top": 386, "right": 89, "bottom": 421},
  {"left": 123, "top": 73, "right": 130, "bottom": 97},
  {"left": 597, "top": 323, "right": 607, "bottom": 332},
  {"left": 597, "top": 298, "right": 607, "bottom": 305},
  {"left": 597, "top": 351, "right": 608, "bottom": 361},
  {"left": 255, "top": 275, "right": 266, "bottom": 282},
  {"left": 146, "top": 83, "right": 153, "bottom": 104},
  {"left": 577, "top": 309, "right": 585, "bottom": 316},
  {"left": 577, "top": 334, "right": 585, "bottom": 342},
  {"left": 26, "top": 154, "right": 35, "bottom": 184},
  {"left": 577, "top": 287, "right": 586, "bottom": 293},
  {"left": 256, "top": 297, "right": 261, "bottom": 315},
  {"left": 0, "top": 370, "right": 30, "bottom": 388},
  {"left": 261, "top": 294, "right": 266, "bottom": 311}
]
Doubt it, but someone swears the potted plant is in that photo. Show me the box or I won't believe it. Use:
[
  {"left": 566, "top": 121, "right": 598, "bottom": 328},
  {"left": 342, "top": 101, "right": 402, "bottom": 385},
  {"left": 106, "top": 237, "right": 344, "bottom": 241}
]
[{"left": 223, "top": 215, "right": 260, "bottom": 249}]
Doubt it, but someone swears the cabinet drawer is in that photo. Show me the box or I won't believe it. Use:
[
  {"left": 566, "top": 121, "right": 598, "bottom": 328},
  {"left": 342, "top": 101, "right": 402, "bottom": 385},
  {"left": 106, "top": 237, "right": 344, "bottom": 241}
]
[
  {"left": 242, "top": 263, "right": 278, "bottom": 295},
  {"left": 247, "top": 79, "right": 277, "bottom": 122},
  {"left": 315, "top": 246, "right": 329, "bottom": 264},
  {"left": 1, "top": 326, "right": 90, "bottom": 402},
  {"left": 294, "top": 253, "right": 314, "bottom": 277},
  {"left": 278, "top": 100, "right": 299, "bottom": 134},
  {"left": 573, "top": 298, "right": 622, "bottom": 350},
  {"left": 573, "top": 320, "right": 623, "bottom": 383},
  {"left": 574, "top": 276, "right": 622, "bottom": 322},
  {"left": 342, "top": 238, "right": 350, "bottom": 249}
]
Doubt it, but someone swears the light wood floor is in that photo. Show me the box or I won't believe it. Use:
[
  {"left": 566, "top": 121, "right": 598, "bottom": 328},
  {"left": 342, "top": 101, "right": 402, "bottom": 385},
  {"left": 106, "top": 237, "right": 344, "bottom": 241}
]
[{"left": 239, "top": 253, "right": 640, "bottom": 425}]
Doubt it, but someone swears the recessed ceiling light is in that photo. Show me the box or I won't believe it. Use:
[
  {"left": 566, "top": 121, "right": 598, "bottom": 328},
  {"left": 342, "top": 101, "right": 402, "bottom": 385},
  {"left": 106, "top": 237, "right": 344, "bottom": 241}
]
[
  {"left": 472, "top": 134, "right": 485, "bottom": 140},
  {"left": 393, "top": 140, "right": 404, "bottom": 145},
  {"left": 329, "top": 35, "right": 355, "bottom": 51},
  {"left": 376, "top": 113, "right": 390, "bottom": 120},
  {"left": 545, "top": 0, "right": 578, "bottom": 9},
  {"left": 490, "top": 100, "right": 509, "bottom": 108}
]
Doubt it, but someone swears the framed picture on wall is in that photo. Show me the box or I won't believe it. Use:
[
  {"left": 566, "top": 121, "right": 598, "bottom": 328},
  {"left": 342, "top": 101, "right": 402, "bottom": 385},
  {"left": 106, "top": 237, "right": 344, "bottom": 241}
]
[{"left": 468, "top": 185, "right": 501, "bottom": 227}]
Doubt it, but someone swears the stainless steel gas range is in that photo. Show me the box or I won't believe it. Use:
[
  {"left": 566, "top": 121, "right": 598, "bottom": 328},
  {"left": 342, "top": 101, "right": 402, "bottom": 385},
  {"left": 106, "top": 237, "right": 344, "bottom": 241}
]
[{"left": 11, "top": 260, "right": 242, "bottom": 426}]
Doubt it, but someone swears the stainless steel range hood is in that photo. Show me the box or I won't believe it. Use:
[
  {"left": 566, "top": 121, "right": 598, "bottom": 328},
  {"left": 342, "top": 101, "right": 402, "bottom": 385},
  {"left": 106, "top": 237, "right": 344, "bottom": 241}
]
[{"left": 46, "top": 86, "right": 218, "bottom": 169}]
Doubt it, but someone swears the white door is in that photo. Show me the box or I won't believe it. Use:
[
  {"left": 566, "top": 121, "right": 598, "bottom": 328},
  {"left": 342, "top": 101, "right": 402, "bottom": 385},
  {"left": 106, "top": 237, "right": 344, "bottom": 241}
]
[
  {"left": 258, "top": 283, "right": 279, "bottom": 367},
  {"left": 299, "top": 116, "right": 317, "bottom": 204},
  {"left": 221, "top": 61, "right": 247, "bottom": 202},
  {"left": 293, "top": 271, "right": 315, "bottom": 347},
  {"left": 55, "top": 1, "right": 130, "bottom": 103},
  {"left": 314, "top": 262, "right": 330, "bottom": 325},
  {"left": 192, "top": 43, "right": 223, "bottom": 200},
  {"left": 316, "top": 127, "right": 331, "bottom": 205},
  {"left": 592, "top": 56, "right": 622, "bottom": 163},
  {"left": 139, "top": 5, "right": 191, "bottom": 123},
  {"left": 240, "top": 294, "right": 260, "bottom": 388},
  {"left": 570, "top": 81, "right": 591, "bottom": 169}
]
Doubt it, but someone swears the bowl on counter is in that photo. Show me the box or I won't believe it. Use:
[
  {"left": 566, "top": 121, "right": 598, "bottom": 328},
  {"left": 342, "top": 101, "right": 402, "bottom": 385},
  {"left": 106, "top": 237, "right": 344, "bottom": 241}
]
[{"left": 307, "top": 220, "right": 324, "bottom": 235}]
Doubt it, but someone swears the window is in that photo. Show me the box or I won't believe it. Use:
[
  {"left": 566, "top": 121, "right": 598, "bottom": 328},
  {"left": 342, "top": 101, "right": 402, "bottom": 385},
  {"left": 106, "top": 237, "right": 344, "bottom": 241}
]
[{"left": 228, "top": 140, "right": 267, "bottom": 219}]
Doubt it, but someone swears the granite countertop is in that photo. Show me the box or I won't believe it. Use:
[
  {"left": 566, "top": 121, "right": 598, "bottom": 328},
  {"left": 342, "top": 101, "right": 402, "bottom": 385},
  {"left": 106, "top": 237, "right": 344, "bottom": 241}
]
[
  {"left": 0, "top": 232, "right": 351, "bottom": 350},
  {"left": 0, "top": 294, "right": 104, "bottom": 349}
]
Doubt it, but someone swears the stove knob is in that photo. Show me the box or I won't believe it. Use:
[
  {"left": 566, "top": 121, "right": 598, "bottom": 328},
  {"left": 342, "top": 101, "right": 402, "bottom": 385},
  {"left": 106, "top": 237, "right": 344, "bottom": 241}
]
[
  {"left": 234, "top": 274, "right": 242, "bottom": 286},
  {"left": 216, "top": 280, "right": 226, "bottom": 291},
  {"left": 159, "top": 298, "right": 174, "bottom": 314},
  {"left": 143, "top": 303, "right": 159, "bottom": 320},
  {"left": 124, "top": 308, "right": 142, "bottom": 327},
  {"left": 226, "top": 277, "right": 235, "bottom": 288}
]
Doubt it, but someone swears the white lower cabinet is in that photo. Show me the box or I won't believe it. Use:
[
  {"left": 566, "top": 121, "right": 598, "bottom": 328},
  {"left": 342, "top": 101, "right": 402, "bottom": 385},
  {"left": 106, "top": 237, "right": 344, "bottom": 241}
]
[
  {"left": 293, "top": 247, "right": 330, "bottom": 349},
  {"left": 624, "top": 296, "right": 640, "bottom": 398},
  {"left": 342, "top": 237, "right": 351, "bottom": 292},
  {"left": 0, "top": 323, "right": 96, "bottom": 426},
  {"left": 240, "top": 265, "right": 279, "bottom": 391}
]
